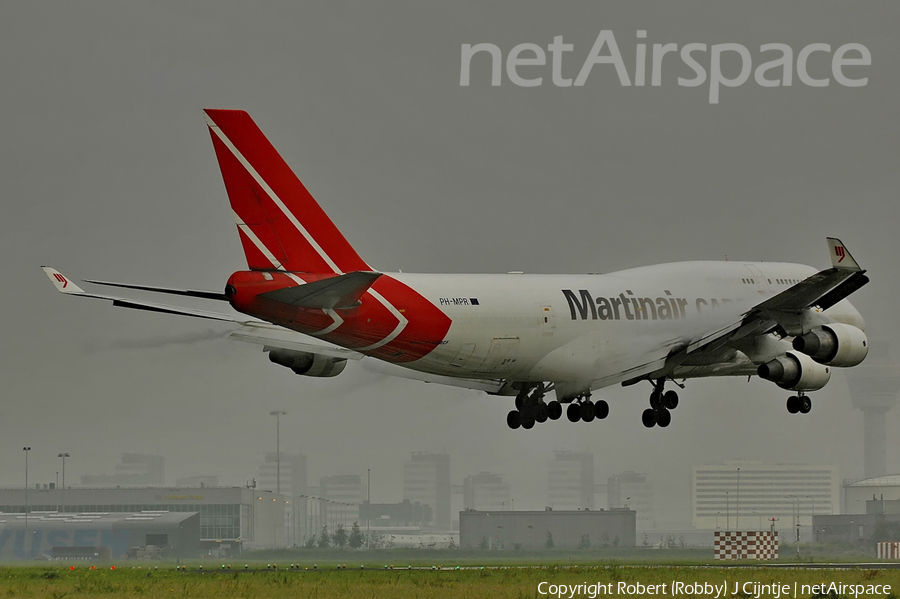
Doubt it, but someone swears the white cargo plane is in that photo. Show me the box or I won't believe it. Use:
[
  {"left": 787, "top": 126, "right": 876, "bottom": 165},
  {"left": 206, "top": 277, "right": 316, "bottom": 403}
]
[{"left": 43, "top": 109, "right": 870, "bottom": 430}]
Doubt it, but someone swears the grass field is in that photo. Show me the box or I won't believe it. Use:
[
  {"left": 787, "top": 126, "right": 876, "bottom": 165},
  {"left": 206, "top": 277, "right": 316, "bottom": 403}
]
[{"left": 1, "top": 556, "right": 899, "bottom": 599}]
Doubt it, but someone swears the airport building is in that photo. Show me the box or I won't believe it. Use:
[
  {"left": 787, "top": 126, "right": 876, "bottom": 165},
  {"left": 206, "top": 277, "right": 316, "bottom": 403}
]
[
  {"left": 608, "top": 471, "right": 655, "bottom": 530},
  {"left": 80, "top": 453, "right": 164, "bottom": 487},
  {"left": 547, "top": 451, "right": 594, "bottom": 510},
  {"left": 692, "top": 460, "right": 840, "bottom": 530},
  {"left": 403, "top": 453, "right": 451, "bottom": 531},
  {"left": 320, "top": 474, "right": 364, "bottom": 529},
  {"left": 459, "top": 509, "right": 636, "bottom": 550},
  {"left": 463, "top": 472, "right": 511, "bottom": 512},
  {"left": 0, "top": 511, "right": 200, "bottom": 560},
  {"left": 0, "top": 486, "right": 285, "bottom": 554},
  {"left": 814, "top": 497, "right": 900, "bottom": 546}
]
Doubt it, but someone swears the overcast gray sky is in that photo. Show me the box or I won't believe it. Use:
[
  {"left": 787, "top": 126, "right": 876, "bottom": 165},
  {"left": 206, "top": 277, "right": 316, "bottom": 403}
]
[{"left": 1, "top": 2, "right": 898, "bottom": 526}]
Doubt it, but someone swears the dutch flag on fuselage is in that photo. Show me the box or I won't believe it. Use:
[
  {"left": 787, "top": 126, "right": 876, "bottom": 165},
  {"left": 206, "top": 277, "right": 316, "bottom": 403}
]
[{"left": 204, "top": 109, "right": 371, "bottom": 275}]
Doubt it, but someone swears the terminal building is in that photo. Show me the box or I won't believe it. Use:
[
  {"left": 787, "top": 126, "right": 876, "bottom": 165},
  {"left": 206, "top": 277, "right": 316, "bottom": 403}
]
[
  {"left": 692, "top": 460, "right": 839, "bottom": 530},
  {"left": 0, "top": 486, "right": 285, "bottom": 555},
  {"left": 459, "top": 509, "right": 636, "bottom": 550}
]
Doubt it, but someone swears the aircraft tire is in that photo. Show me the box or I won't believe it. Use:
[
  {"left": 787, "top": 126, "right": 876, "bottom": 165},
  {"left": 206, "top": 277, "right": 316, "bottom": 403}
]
[
  {"left": 656, "top": 408, "right": 672, "bottom": 428},
  {"left": 566, "top": 403, "right": 581, "bottom": 423},
  {"left": 663, "top": 390, "right": 679, "bottom": 410},
  {"left": 515, "top": 395, "right": 525, "bottom": 411},
  {"left": 580, "top": 401, "right": 595, "bottom": 422},
  {"left": 786, "top": 396, "right": 800, "bottom": 414},
  {"left": 641, "top": 408, "right": 656, "bottom": 428},
  {"left": 650, "top": 391, "right": 662, "bottom": 410},
  {"left": 547, "top": 401, "right": 562, "bottom": 421},
  {"left": 595, "top": 400, "right": 609, "bottom": 419},
  {"left": 535, "top": 403, "right": 549, "bottom": 423},
  {"left": 799, "top": 396, "right": 812, "bottom": 414},
  {"left": 521, "top": 416, "right": 535, "bottom": 430},
  {"left": 507, "top": 410, "right": 521, "bottom": 430}
]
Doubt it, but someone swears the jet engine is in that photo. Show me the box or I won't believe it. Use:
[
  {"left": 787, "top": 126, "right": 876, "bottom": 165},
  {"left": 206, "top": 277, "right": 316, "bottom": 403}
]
[
  {"left": 757, "top": 350, "right": 831, "bottom": 391},
  {"left": 267, "top": 348, "right": 347, "bottom": 377},
  {"left": 792, "top": 323, "right": 868, "bottom": 367}
]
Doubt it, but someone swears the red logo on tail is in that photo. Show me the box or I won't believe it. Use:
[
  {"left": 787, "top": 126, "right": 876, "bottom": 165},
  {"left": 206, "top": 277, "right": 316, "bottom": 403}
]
[
  {"left": 53, "top": 273, "right": 68, "bottom": 288},
  {"left": 835, "top": 246, "right": 846, "bottom": 263}
]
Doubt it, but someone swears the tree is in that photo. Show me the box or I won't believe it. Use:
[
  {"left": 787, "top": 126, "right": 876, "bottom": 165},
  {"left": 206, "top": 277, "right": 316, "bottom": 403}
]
[
  {"left": 369, "top": 531, "right": 384, "bottom": 549},
  {"left": 612, "top": 535, "right": 620, "bottom": 547},
  {"left": 448, "top": 536, "right": 457, "bottom": 550},
  {"left": 317, "top": 526, "right": 331, "bottom": 549},
  {"left": 479, "top": 536, "right": 489, "bottom": 550},
  {"left": 545, "top": 532, "right": 555, "bottom": 550},
  {"left": 332, "top": 523, "right": 348, "bottom": 549},
  {"left": 578, "top": 534, "right": 591, "bottom": 550},
  {"left": 349, "top": 521, "right": 364, "bottom": 549},
  {"left": 642, "top": 533, "right": 649, "bottom": 547},
  {"left": 304, "top": 535, "right": 316, "bottom": 549},
  {"left": 600, "top": 531, "right": 610, "bottom": 547}
]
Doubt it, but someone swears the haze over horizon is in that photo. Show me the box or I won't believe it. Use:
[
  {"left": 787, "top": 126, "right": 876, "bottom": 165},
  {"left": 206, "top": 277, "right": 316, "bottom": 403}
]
[{"left": 2, "top": 2, "right": 899, "bottom": 528}]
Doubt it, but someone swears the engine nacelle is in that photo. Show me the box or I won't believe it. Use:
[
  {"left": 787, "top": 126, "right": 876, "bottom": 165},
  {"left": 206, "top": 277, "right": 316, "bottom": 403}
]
[
  {"left": 267, "top": 348, "right": 347, "bottom": 378},
  {"left": 757, "top": 350, "right": 831, "bottom": 391},
  {"left": 792, "top": 323, "right": 868, "bottom": 367}
]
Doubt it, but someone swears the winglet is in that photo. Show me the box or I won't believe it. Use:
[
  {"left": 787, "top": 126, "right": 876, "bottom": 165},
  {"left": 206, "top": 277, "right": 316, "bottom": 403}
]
[
  {"left": 41, "top": 267, "right": 85, "bottom": 294},
  {"left": 827, "top": 238, "right": 862, "bottom": 271}
]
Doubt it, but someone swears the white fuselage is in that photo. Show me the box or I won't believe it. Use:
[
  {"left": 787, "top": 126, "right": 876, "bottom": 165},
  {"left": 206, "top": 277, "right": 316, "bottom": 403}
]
[{"left": 389, "top": 261, "right": 863, "bottom": 393}]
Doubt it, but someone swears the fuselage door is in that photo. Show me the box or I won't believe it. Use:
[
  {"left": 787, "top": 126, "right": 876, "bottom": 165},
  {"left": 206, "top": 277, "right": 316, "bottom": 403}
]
[
  {"left": 541, "top": 305, "right": 556, "bottom": 337},
  {"left": 744, "top": 264, "right": 770, "bottom": 294},
  {"left": 474, "top": 337, "right": 519, "bottom": 374}
]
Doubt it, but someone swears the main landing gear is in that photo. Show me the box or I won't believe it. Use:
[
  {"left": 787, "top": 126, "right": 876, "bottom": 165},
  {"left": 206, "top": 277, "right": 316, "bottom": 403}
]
[
  {"left": 641, "top": 378, "right": 679, "bottom": 429},
  {"left": 507, "top": 385, "right": 609, "bottom": 430},
  {"left": 786, "top": 393, "right": 812, "bottom": 414}
]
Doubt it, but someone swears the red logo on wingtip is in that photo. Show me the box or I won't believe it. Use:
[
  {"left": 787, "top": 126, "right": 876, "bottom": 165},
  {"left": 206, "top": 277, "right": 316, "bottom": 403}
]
[
  {"left": 835, "top": 246, "right": 846, "bottom": 263},
  {"left": 53, "top": 273, "right": 68, "bottom": 288}
]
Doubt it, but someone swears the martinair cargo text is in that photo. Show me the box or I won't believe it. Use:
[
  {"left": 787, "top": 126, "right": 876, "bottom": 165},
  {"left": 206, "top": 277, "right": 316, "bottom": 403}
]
[{"left": 43, "top": 110, "right": 870, "bottom": 430}]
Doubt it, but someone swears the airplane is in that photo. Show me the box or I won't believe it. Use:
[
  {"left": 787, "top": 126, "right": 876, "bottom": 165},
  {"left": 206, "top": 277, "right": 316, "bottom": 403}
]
[{"left": 43, "top": 109, "right": 870, "bottom": 430}]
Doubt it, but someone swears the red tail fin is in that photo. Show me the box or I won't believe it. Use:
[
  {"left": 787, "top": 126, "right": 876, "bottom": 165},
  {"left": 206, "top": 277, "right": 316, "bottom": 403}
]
[{"left": 204, "top": 109, "right": 370, "bottom": 274}]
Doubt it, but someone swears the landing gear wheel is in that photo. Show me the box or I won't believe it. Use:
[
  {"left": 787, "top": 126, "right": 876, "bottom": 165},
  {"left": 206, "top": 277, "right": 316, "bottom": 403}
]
[
  {"left": 547, "top": 401, "right": 562, "bottom": 421},
  {"left": 786, "top": 396, "right": 800, "bottom": 414},
  {"left": 641, "top": 408, "right": 657, "bottom": 428},
  {"left": 798, "top": 396, "right": 812, "bottom": 414},
  {"left": 650, "top": 390, "right": 662, "bottom": 410},
  {"left": 663, "top": 390, "right": 679, "bottom": 410},
  {"left": 656, "top": 408, "right": 672, "bottom": 428},
  {"left": 506, "top": 410, "right": 521, "bottom": 430},
  {"left": 566, "top": 403, "right": 581, "bottom": 423},
  {"left": 580, "top": 401, "right": 596, "bottom": 423},
  {"left": 521, "top": 415, "right": 535, "bottom": 429},
  {"left": 515, "top": 394, "right": 525, "bottom": 411},
  {"left": 534, "top": 403, "right": 549, "bottom": 423},
  {"left": 595, "top": 400, "right": 609, "bottom": 420}
]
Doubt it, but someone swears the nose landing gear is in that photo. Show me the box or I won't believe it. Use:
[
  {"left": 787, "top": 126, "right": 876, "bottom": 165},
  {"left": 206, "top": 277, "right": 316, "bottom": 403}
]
[{"left": 786, "top": 393, "right": 812, "bottom": 414}]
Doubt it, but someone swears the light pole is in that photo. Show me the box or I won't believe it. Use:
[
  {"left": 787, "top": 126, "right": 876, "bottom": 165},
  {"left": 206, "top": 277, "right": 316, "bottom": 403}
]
[
  {"left": 736, "top": 467, "right": 740, "bottom": 529},
  {"left": 23, "top": 447, "right": 30, "bottom": 557},
  {"left": 716, "top": 512, "right": 720, "bottom": 530},
  {"left": 366, "top": 468, "right": 371, "bottom": 549},
  {"left": 806, "top": 495, "right": 816, "bottom": 542},
  {"left": 58, "top": 453, "right": 69, "bottom": 514},
  {"left": 726, "top": 491, "right": 730, "bottom": 531},
  {"left": 269, "top": 411, "right": 286, "bottom": 495},
  {"left": 786, "top": 495, "right": 800, "bottom": 555}
]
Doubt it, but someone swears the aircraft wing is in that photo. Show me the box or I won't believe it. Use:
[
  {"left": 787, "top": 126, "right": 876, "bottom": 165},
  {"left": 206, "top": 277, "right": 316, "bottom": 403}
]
[
  {"left": 668, "top": 238, "right": 868, "bottom": 370},
  {"left": 41, "top": 267, "right": 250, "bottom": 324}
]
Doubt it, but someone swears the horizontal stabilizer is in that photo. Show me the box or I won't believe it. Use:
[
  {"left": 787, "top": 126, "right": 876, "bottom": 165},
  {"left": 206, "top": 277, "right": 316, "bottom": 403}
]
[
  {"left": 84, "top": 279, "right": 227, "bottom": 301},
  {"left": 260, "top": 271, "right": 382, "bottom": 310}
]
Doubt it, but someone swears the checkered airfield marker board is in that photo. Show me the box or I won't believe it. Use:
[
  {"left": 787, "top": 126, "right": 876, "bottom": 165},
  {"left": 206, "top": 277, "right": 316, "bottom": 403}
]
[{"left": 714, "top": 531, "right": 779, "bottom": 560}]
